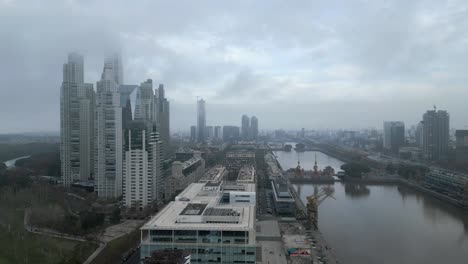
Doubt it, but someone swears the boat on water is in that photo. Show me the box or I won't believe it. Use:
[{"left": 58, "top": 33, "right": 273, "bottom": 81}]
[
  {"left": 294, "top": 143, "right": 306, "bottom": 152},
  {"left": 284, "top": 144, "right": 292, "bottom": 151}
]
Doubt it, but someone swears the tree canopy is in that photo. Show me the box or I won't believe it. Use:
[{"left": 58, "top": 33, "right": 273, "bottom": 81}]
[{"left": 341, "top": 163, "right": 371, "bottom": 178}]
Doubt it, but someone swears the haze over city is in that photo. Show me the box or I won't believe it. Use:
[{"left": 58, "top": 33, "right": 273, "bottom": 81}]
[
  {"left": 4, "top": 1, "right": 468, "bottom": 264},
  {"left": 2, "top": 0, "right": 468, "bottom": 133}
]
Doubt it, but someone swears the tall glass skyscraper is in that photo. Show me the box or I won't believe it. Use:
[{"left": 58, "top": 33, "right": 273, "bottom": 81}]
[{"left": 155, "top": 84, "right": 170, "bottom": 159}]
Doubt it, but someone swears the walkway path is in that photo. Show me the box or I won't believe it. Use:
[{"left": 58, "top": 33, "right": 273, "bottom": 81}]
[{"left": 23, "top": 208, "right": 87, "bottom": 242}]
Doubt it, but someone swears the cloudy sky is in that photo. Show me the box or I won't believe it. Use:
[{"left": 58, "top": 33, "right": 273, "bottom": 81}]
[{"left": 1, "top": 0, "right": 468, "bottom": 133}]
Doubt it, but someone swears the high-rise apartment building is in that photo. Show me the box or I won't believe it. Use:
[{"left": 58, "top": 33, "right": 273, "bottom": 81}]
[
  {"left": 422, "top": 107, "right": 450, "bottom": 161},
  {"left": 383, "top": 121, "right": 405, "bottom": 153},
  {"left": 250, "top": 116, "right": 258, "bottom": 141},
  {"left": 120, "top": 80, "right": 166, "bottom": 205},
  {"left": 123, "top": 121, "right": 163, "bottom": 209},
  {"left": 60, "top": 53, "right": 95, "bottom": 186},
  {"left": 241, "top": 115, "right": 250, "bottom": 141},
  {"left": 197, "top": 99, "right": 206, "bottom": 143},
  {"left": 95, "top": 54, "right": 123, "bottom": 198}
]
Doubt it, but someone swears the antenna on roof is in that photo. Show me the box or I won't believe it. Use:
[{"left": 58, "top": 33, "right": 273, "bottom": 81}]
[{"left": 434, "top": 104, "right": 437, "bottom": 111}]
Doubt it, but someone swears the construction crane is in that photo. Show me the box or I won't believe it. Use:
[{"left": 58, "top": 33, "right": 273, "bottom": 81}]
[{"left": 306, "top": 185, "right": 335, "bottom": 230}]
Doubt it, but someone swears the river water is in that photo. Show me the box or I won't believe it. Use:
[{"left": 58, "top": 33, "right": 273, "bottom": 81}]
[
  {"left": 3, "top": 156, "right": 30, "bottom": 168},
  {"left": 275, "top": 150, "right": 468, "bottom": 264}
]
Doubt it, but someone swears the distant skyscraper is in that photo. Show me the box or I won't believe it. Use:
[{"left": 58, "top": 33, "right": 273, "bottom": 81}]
[
  {"left": 104, "top": 53, "right": 123, "bottom": 85},
  {"left": 119, "top": 84, "right": 138, "bottom": 128},
  {"left": 223, "top": 126, "right": 240, "bottom": 142},
  {"left": 455, "top": 130, "right": 468, "bottom": 164},
  {"left": 197, "top": 98, "right": 206, "bottom": 143},
  {"left": 155, "top": 84, "right": 170, "bottom": 159},
  {"left": 136, "top": 79, "right": 155, "bottom": 121},
  {"left": 190, "top": 125, "right": 197, "bottom": 142},
  {"left": 95, "top": 55, "right": 123, "bottom": 198},
  {"left": 60, "top": 53, "right": 95, "bottom": 186},
  {"left": 251, "top": 116, "right": 258, "bottom": 141},
  {"left": 214, "top": 126, "right": 222, "bottom": 140},
  {"left": 206, "top": 126, "right": 214, "bottom": 139},
  {"left": 241, "top": 115, "right": 250, "bottom": 140},
  {"left": 422, "top": 107, "right": 449, "bottom": 160},
  {"left": 383, "top": 121, "right": 405, "bottom": 153},
  {"left": 123, "top": 121, "right": 162, "bottom": 209},
  {"left": 415, "top": 122, "right": 424, "bottom": 148}
]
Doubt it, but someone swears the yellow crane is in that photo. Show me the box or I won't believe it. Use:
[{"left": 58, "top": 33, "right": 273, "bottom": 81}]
[{"left": 307, "top": 185, "right": 335, "bottom": 230}]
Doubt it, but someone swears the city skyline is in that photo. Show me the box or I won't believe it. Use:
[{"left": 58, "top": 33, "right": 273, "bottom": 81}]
[
  {"left": 3, "top": 1, "right": 468, "bottom": 133},
  {"left": 3, "top": 2, "right": 468, "bottom": 264}
]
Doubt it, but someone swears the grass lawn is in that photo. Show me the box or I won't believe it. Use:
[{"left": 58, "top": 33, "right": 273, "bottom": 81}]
[{"left": 0, "top": 208, "right": 97, "bottom": 264}]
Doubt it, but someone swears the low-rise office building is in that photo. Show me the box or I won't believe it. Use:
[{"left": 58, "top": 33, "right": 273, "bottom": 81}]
[
  {"left": 140, "top": 181, "right": 256, "bottom": 263},
  {"left": 167, "top": 153, "right": 205, "bottom": 199},
  {"left": 271, "top": 177, "right": 296, "bottom": 216}
]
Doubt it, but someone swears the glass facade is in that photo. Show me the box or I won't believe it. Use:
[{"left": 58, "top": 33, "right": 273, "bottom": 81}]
[{"left": 142, "top": 229, "right": 255, "bottom": 264}]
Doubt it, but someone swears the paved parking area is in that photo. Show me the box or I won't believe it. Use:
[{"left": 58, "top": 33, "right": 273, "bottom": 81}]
[{"left": 256, "top": 240, "right": 287, "bottom": 264}]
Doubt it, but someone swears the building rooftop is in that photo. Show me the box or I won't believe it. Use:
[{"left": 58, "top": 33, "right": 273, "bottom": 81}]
[
  {"left": 182, "top": 157, "right": 202, "bottom": 169},
  {"left": 271, "top": 178, "right": 295, "bottom": 202},
  {"left": 180, "top": 203, "right": 208, "bottom": 216},
  {"left": 266, "top": 153, "right": 283, "bottom": 178},
  {"left": 205, "top": 181, "right": 222, "bottom": 187},
  {"left": 199, "top": 165, "right": 226, "bottom": 182},
  {"left": 237, "top": 165, "right": 256, "bottom": 183},
  {"left": 226, "top": 151, "right": 256, "bottom": 158},
  {"left": 142, "top": 182, "right": 255, "bottom": 230},
  {"left": 456, "top": 130, "right": 468, "bottom": 137}
]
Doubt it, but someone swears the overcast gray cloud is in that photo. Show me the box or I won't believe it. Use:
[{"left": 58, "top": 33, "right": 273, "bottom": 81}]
[{"left": 1, "top": 0, "right": 468, "bottom": 133}]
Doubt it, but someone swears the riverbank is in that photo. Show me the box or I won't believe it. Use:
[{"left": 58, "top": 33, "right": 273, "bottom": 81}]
[
  {"left": 401, "top": 179, "right": 468, "bottom": 209},
  {"left": 3, "top": 155, "right": 30, "bottom": 168},
  {"left": 274, "top": 148, "right": 468, "bottom": 264}
]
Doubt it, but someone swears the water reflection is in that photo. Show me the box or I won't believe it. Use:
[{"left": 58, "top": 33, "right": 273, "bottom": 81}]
[
  {"left": 294, "top": 183, "right": 468, "bottom": 264},
  {"left": 397, "top": 185, "right": 468, "bottom": 235},
  {"left": 278, "top": 151, "right": 468, "bottom": 264},
  {"left": 344, "top": 183, "right": 370, "bottom": 198}
]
